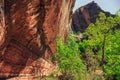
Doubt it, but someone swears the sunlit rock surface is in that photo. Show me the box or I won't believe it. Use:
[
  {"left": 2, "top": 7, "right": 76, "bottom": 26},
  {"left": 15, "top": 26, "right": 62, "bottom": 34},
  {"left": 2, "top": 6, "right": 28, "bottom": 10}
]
[{"left": 0, "top": 0, "right": 75, "bottom": 78}]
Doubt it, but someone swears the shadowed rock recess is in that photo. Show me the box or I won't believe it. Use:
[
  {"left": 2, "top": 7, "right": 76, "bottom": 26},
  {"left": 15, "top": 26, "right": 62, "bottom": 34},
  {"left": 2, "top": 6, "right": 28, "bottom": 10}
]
[{"left": 0, "top": 0, "right": 75, "bottom": 78}]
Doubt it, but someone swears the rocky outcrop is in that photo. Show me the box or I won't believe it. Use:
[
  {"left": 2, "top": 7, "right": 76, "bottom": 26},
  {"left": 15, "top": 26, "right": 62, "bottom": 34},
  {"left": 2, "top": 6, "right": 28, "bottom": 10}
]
[
  {"left": 0, "top": 0, "right": 75, "bottom": 78},
  {"left": 72, "top": 1, "right": 114, "bottom": 33}
]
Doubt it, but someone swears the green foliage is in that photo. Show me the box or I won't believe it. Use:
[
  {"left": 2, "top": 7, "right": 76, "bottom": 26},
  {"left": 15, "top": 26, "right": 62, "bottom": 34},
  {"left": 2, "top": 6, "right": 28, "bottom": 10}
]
[
  {"left": 78, "top": 41, "right": 88, "bottom": 53},
  {"left": 81, "top": 12, "right": 120, "bottom": 79},
  {"left": 54, "top": 35, "right": 86, "bottom": 80},
  {"left": 104, "top": 30, "right": 120, "bottom": 79},
  {"left": 116, "top": 9, "right": 120, "bottom": 16},
  {"left": 50, "top": 12, "right": 120, "bottom": 80}
]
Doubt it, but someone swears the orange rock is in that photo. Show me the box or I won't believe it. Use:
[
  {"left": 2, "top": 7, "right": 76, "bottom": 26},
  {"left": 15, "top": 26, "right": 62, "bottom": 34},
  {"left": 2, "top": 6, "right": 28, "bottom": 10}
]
[{"left": 0, "top": 0, "right": 75, "bottom": 78}]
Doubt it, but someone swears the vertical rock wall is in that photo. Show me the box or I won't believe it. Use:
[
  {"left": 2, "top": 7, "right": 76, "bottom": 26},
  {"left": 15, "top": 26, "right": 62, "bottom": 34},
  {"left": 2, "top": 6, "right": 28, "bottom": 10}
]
[{"left": 0, "top": 0, "right": 75, "bottom": 78}]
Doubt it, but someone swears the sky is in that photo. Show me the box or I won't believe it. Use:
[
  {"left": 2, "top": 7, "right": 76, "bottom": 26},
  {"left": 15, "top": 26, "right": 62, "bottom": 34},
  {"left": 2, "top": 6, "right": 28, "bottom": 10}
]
[{"left": 73, "top": 0, "right": 120, "bottom": 14}]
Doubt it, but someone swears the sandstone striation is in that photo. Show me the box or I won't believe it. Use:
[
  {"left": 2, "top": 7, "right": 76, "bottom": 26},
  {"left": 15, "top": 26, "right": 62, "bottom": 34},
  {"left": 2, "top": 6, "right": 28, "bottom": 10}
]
[{"left": 0, "top": 0, "right": 75, "bottom": 78}]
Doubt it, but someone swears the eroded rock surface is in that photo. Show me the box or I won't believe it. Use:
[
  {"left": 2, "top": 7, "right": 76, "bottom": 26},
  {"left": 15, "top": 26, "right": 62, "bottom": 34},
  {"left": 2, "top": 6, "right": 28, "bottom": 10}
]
[
  {"left": 0, "top": 0, "right": 75, "bottom": 78},
  {"left": 72, "top": 1, "right": 114, "bottom": 33}
]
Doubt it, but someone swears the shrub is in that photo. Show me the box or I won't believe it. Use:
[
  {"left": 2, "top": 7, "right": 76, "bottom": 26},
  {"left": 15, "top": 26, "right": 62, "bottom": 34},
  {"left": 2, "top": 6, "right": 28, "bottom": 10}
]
[{"left": 53, "top": 35, "right": 86, "bottom": 80}]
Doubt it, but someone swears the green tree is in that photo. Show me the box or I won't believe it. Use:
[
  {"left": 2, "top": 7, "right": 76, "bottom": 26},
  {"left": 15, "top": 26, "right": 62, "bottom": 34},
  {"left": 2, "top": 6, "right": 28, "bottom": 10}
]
[
  {"left": 104, "top": 30, "right": 120, "bottom": 79},
  {"left": 82, "top": 12, "right": 120, "bottom": 79},
  {"left": 85, "top": 12, "right": 120, "bottom": 65},
  {"left": 53, "top": 35, "right": 86, "bottom": 80}
]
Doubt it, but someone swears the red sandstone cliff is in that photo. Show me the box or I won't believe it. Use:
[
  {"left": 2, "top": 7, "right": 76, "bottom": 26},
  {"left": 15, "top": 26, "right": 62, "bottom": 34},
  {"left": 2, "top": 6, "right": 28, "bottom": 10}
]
[{"left": 0, "top": 0, "right": 75, "bottom": 78}]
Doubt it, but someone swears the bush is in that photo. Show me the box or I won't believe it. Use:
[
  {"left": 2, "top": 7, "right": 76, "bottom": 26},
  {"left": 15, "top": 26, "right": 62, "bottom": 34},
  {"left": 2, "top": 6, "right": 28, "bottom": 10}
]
[{"left": 53, "top": 35, "right": 86, "bottom": 80}]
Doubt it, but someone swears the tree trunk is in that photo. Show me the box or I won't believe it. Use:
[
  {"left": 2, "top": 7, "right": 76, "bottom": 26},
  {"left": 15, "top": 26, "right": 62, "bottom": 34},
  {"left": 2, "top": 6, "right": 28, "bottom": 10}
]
[{"left": 101, "top": 35, "right": 106, "bottom": 66}]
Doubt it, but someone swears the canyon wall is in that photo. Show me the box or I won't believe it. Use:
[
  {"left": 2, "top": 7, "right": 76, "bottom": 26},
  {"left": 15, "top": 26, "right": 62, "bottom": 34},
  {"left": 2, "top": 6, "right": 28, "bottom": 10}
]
[{"left": 0, "top": 0, "right": 75, "bottom": 78}]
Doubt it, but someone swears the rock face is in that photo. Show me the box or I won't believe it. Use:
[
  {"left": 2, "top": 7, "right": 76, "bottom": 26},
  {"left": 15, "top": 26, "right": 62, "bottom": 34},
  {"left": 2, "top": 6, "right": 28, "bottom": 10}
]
[
  {"left": 72, "top": 1, "right": 113, "bottom": 33},
  {"left": 0, "top": 0, "right": 75, "bottom": 78}
]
